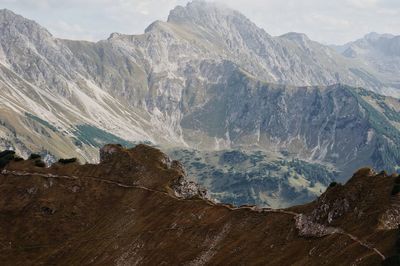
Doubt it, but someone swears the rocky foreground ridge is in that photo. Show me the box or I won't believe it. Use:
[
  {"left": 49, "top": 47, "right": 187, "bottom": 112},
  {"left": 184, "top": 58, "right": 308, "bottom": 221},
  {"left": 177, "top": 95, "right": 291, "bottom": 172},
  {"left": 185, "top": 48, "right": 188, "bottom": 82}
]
[{"left": 0, "top": 145, "right": 399, "bottom": 265}]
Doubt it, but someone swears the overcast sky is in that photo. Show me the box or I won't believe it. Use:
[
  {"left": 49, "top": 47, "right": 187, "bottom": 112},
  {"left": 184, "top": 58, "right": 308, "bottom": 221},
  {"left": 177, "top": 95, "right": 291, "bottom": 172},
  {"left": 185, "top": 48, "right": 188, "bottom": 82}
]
[{"left": 1, "top": 0, "right": 399, "bottom": 44}]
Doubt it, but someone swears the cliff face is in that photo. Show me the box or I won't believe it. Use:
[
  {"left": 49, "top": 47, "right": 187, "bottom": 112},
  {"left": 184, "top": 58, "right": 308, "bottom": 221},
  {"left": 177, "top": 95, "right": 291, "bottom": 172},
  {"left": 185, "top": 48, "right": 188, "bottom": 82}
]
[{"left": 0, "top": 145, "right": 398, "bottom": 265}]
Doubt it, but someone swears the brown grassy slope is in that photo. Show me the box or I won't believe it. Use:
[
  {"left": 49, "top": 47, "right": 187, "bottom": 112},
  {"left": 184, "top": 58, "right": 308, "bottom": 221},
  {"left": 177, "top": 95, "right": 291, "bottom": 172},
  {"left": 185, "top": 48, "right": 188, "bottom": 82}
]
[{"left": 0, "top": 144, "right": 398, "bottom": 266}]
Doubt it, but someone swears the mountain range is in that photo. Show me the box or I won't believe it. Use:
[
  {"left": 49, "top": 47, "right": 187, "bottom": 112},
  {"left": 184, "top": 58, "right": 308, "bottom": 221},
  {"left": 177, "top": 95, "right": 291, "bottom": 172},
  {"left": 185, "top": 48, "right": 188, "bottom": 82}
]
[
  {"left": 1, "top": 0, "right": 400, "bottom": 207},
  {"left": 333, "top": 32, "right": 400, "bottom": 90}
]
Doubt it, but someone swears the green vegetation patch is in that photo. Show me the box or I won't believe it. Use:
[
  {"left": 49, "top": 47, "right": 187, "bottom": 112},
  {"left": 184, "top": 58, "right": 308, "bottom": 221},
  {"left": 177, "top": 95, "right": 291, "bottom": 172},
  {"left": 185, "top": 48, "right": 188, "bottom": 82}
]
[
  {"left": 0, "top": 150, "right": 15, "bottom": 168},
  {"left": 378, "top": 101, "right": 400, "bottom": 123},
  {"left": 25, "top": 113, "right": 58, "bottom": 132},
  {"left": 286, "top": 159, "right": 339, "bottom": 185},
  {"left": 73, "top": 124, "right": 133, "bottom": 148},
  {"left": 220, "top": 150, "right": 249, "bottom": 164},
  {"left": 29, "top": 153, "right": 41, "bottom": 160},
  {"left": 58, "top": 158, "right": 78, "bottom": 164},
  {"left": 169, "top": 148, "right": 339, "bottom": 207},
  {"left": 13, "top": 157, "right": 24, "bottom": 162},
  {"left": 329, "top": 182, "right": 338, "bottom": 188}
]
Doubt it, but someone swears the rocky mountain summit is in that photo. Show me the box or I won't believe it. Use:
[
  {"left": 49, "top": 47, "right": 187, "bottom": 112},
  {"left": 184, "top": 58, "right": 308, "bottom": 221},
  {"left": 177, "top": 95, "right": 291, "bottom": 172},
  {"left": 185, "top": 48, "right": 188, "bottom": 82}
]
[{"left": 0, "top": 145, "right": 399, "bottom": 265}]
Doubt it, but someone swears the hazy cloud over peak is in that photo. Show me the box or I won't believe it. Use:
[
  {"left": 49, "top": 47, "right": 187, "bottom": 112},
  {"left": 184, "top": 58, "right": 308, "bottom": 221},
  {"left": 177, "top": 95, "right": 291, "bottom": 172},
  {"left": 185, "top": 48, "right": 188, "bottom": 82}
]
[{"left": 1, "top": 0, "right": 399, "bottom": 44}]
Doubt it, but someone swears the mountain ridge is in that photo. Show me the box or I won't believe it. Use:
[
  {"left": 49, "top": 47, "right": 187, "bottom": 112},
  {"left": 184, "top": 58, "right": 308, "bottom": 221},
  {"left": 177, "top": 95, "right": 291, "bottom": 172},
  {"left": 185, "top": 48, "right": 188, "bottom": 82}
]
[{"left": 0, "top": 144, "right": 398, "bottom": 265}]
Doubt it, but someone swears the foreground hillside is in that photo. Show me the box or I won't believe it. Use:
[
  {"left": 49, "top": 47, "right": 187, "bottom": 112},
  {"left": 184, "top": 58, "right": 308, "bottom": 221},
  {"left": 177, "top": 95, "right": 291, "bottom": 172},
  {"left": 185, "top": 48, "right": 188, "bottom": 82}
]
[{"left": 0, "top": 145, "right": 399, "bottom": 265}]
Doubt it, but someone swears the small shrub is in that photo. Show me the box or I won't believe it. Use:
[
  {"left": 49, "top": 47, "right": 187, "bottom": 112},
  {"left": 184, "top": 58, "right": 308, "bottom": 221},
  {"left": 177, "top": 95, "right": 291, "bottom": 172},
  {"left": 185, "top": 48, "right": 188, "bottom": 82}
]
[
  {"left": 0, "top": 159, "right": 9, "bottom": 168},
  {"left": 379, "top": 170, "right": 388, "bottom": 176},
  {"left": 29, "top": 154, "right": 41, "bottom": 160},
  {"left": 392, "top": 184, "right": 400, "bottom": 196},
  {"left": 58, "top": 158, "right": 78, "bottom": 164},
  {"left": 34, "top": 160, "right": 46, "bottom": 168},
  {"left": 329, "top": 182, "right": 338, "bottom": 188},
  {"left": 0, "top": 150, "right": 15, "bottom": 168},
  {"left": 0, "top": 150, "right": 15, "bottom": 158},
  {"left": 13, "top": 157, "right": 24, "bottom": 162}
]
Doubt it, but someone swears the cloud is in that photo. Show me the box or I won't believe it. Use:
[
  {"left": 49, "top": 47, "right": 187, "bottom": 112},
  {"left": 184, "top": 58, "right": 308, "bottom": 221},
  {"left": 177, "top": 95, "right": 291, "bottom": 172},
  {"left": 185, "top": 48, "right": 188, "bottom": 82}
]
[
  {"left": 0, "top": 0, "right": 399, "bottom": 44},
  {"left": 48, "top": 20, "right": 97, "bottom": 41},
  {"left": 215, "top": 0, "right": 400, "bottom": 44},
  {"left": 346, "top": 0, "right": 378, "bottom": 8},
  {"left": 306, "top": 14, "right": 351, "bottom": 30}
]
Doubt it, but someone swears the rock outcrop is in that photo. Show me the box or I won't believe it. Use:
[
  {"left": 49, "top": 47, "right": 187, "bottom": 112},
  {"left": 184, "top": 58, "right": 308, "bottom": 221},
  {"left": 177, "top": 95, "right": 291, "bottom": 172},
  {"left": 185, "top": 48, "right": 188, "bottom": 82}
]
[
  {"left": 295, "top": 214, "right": 339, "bottom": 237},
  {"left": 171, "top": 175, "right": 209, "bottom": 199}
]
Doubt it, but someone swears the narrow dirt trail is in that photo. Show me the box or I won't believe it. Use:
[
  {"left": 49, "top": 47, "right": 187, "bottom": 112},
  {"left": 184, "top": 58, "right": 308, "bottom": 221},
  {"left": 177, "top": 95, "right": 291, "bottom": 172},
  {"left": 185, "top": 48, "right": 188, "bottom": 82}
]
[
  {"left": 1, "top": 169, "right": 167, "bottom": 195},
  {"left": 0, "top": 169, "right": 386, "bottom": 260},
  {"left": 337, "top": 232, "right": 386, "bottom": 260}
]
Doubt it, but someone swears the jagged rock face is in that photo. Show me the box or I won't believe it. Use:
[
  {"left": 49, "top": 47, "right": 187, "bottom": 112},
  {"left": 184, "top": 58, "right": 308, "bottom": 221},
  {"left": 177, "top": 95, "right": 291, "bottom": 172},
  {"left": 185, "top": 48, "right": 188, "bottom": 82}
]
[
  {"left": 0, "top": 9, "right": 78, "bottom": 93},
  {"left": 164, "top": 1, "right": 377, "bottom": 88},
  {"left": 0, "top": 146, "right": 397, "bottom": 265},
  {"left": 298, "top": 168, "right": 399, "bottom": 235},
  {"left": 295, "top": 214, "right": 339, "bottom": 237},
  {"left": 171, "top": 175, "right": 209, "bottom": 199},
  {"left": 380, "top": 208, "right": 400, "bottom": 230},
  {"left": 311, "top": 196, "right": 351, "bottom": 224}
]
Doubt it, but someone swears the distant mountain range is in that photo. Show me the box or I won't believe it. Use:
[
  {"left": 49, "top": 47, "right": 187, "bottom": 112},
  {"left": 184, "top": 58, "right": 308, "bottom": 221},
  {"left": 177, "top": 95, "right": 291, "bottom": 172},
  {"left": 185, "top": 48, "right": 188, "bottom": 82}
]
[
  {"left": 1, "top": 0, "right": 400, "bottom": 207},
  {"left": 332, "top": 32, "right": 400, "bottom": 91}
]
